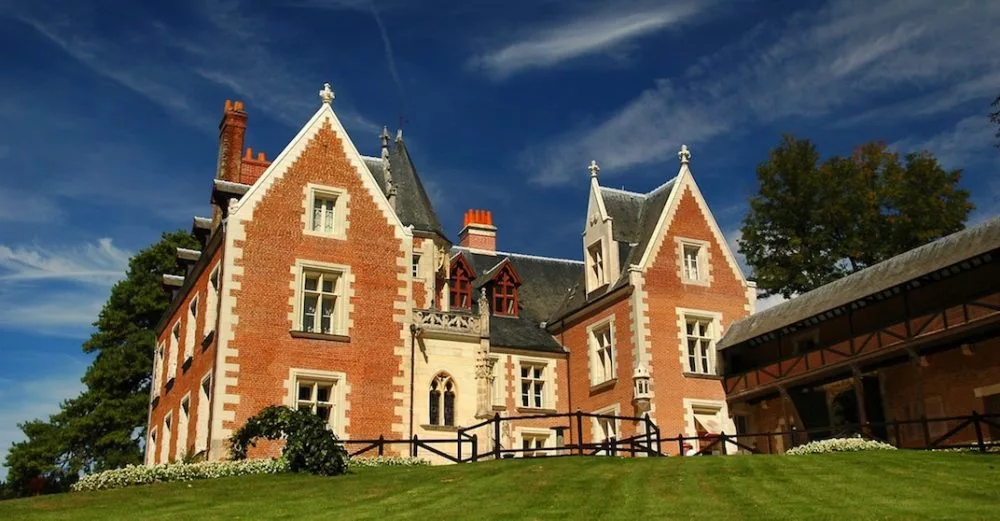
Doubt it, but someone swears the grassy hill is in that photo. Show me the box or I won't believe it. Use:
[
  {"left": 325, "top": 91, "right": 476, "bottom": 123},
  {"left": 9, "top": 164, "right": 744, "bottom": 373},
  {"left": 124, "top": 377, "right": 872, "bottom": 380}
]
[{"left": 2, "top": 452, "right": 999, "bottom": 520}]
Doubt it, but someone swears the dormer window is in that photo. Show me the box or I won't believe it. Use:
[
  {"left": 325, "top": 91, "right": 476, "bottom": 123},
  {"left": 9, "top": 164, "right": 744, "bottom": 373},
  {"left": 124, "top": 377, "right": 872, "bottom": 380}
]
[
  {"left": 449, "top": 257, "right": 474, "bottom": 310},
  {"left": 489, "top": 262, "right": 520, "bottom": 317},
  {"left": 587, "top": 242, "right": 605, "bottom": 287}
]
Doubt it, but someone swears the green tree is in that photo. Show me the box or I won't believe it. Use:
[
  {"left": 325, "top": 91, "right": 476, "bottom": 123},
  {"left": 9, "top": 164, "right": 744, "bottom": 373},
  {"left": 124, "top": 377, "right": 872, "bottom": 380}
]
[
  {"left": 740, "top": 136, "right": 973, "bottom": 298},
  {"left": 3, "top": 230, "right": 198, "bottom": 496}
]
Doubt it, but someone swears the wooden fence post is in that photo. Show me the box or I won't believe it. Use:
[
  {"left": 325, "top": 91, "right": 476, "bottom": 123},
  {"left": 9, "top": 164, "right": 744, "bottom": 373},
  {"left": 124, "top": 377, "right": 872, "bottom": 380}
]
[
  {"left": 378, "top": 434, "right": 384, "bottom": 456},
  {"left": 493, "top": 413, "right": 502, "bottom": 460},
  {"left": 576, "top": 410, "right": 585, "bottom": 455},
  {"left": 457, "top": 429, "right": 463, "bottom": 463},
  {"left": 609, "top": 436, "right": 617, "bottom": 457},
  {"left": 412, "top": 434, "right": 418, "bottom": 458},
  {"left": 972, "top": 411, "right": 986, "bottom": 453},
  {"left": 472, "top": 434, "right": 478, "bottom": 463},
  {"left": 677, "top": 433, "right": 685, "bottom": 456},
  {"left": 720, "top": 433, "right": 727, "bottom": 456}
]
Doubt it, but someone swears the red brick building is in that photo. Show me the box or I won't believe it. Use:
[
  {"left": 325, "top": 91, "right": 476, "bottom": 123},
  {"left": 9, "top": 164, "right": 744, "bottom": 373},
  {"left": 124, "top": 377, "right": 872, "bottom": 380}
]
[
  {"left": 146, "top": 85, "right": 755, "bottom": 464},
  {"left": 718, "top": 218, "right": 1000, "bottom": 453}
]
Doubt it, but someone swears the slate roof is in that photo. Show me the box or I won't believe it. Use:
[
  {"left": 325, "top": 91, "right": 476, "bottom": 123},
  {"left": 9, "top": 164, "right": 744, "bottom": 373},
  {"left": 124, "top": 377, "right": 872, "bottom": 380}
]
[
  {"left": 718, "top": 216, "right": 1000, "bottom": 351},
  {"left": 363, "top": 137, "right": 447, "bottom": 240},
  {"left": 454, "top": 248, "right": 583, "bottom": 353},
  {"left": 547, "top": 179, "right": 677, "bottom": 323}
]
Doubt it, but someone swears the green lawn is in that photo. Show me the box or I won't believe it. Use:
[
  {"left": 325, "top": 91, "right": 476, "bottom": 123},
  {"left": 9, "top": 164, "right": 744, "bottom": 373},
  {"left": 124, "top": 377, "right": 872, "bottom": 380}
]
[{"left": 2, "top": 452, "right": 998, "bottom": 520}]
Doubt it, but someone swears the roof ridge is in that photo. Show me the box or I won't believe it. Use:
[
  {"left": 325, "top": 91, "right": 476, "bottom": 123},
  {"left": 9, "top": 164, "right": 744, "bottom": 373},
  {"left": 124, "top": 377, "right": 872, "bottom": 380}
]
[
  {"left": 453, "top": 246, "right": 584, "bottom": 265},
  {"left": 600, "top": 186, "right": 647, "bottom": 198},
  {"left": 647, "top": 176, "right": 678, "bottom": 195}
]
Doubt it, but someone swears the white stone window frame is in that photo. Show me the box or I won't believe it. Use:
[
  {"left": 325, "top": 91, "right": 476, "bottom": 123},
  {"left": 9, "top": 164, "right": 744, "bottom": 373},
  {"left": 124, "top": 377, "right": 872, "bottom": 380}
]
[
  {"left": 290, "top": 260, "right": 353, "bottom": 337},
  {"left": 515, "top": 426, "right": 553, "bottom": 457},
  {"left": 161, "top": 410, "right": 173, "bottom": 464},
  {"left": 489, "top": 355, "right": 505, "bottom": 408},
  {"left": 153, "top": 341, "right": 165, "bottom": 397},
  {"left": 148, "top": 426, "right": 158, "bottom": 465},
  {"left": 682, "top": 398, "right": 736, "bottom": 454},
  {"left": 203, "top": 264, "right": 220, "bottom": 339},
  {"left": 675, "top": 237, "right": 712, "bottom": 287},
  {"left": 302, "top": 183, "right": 350, "bottom": 240},
  {"left": 178, "top": 392, "right": 191, "bottom": 458},
  {"left": 285, "top": 368, "right": 349, "bottom": 438},
  {"left": 591, "top": 403, "right": 621, "bottom": 455},
  {"left": 168, "top": 322, "right": 180, "bottom": 380},
  {"left": 515, "top": 356, "right": 552, "bottom": 410},
  {"left": 676, "top": 308, "right": 722, "bottom": 376},
  {"left": 185, "top": 294, "right": 199, "bottom": 363},
  {"left": 586, "top": 239, "right": 606, "bottom": 290},
  {"left": 195, "top": 372, "right": 212, "bottom": 454},
  {"left": 587, "top": 317, "right": 616, "bottom": 386},
  {"left": 411, "top": 253, "right": 422, "bottom": 280}
]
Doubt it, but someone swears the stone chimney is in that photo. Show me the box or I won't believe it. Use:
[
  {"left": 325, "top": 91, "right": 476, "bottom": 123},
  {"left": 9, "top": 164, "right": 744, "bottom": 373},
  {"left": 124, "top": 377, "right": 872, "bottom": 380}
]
[
  {"left": 216, "top": 100, "right": 248, "bottom": 183},
  {"left": 459, "top": 209, "right": 497, "bottom": 254}
]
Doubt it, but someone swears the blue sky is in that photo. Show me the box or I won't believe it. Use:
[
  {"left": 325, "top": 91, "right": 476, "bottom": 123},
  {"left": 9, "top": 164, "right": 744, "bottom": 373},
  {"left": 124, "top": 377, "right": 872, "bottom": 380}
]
[{"left": 1, "top": 0, "right": 998, "bottom": 478}]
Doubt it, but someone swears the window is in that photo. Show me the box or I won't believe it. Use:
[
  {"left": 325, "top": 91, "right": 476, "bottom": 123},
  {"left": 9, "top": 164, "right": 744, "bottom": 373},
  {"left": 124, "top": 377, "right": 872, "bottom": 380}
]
[
  {"left": 593, "top": 407, "right": 619, "bottom": 456},
  {"left": 683, "top": 244, "right": 700, "bottom": 280},
  {"left": 153, "top": 342, "right": 165, "bottom": 396},
  {"left": 519, "top": 364, "right": 546, "bottom": 409},
  {"left": 178, "top": 395, "right": 190, "bottom": 458},
  {"left": 299, "top": 269, "right": 344, "bottom": 335},
  {"left": 204, "top": 265, "right": 220, "bottom": 338},
  {"left": 195, "top": 373, "right": 211, "bottom": 454},
  {"left": 149, "top": 428, "right": 158, "bottom": 465},
  {"left": 520, "top": 432, "right": 550, "bottom": 457},
  {"left": 685, "top": 317, "right": 716, "bottom": 374},
  {"left": 428, "top": 373, "right": 456, "bottom": 427},
  {"left": 304, "top": 185, "right": 348, "bottom": 239},
  {"left": 161, "top": 412, "right": 173, "bottom": 464},
  {"left": 587, "top": 242, "right": 605, "bottom": 289},
  {"left": 168, "top": 323, "right": 180, "bottom": 380},
  {"left": 492, "top": 268, "right": 518, "bottom": 316},
  {"left": 185, "top": 295, "right": 198, "bottom": 362},
  {"left": 297, "top": 380, "right": 337, "bottom": 427},
  {"left": 490, "top": 356, "right": 505, "bottom": 407},
  {"left": 311, "top": 196, "right": 337, "bottom": 234},
  {"left": 590, "top": 321, "right": 615, "bottom": 384},
  {"left": 449, "top": 259, "right": 473, "bottom": 310},
  {"left": 411, "top": 254, "right": 421, "bottom": 278}
]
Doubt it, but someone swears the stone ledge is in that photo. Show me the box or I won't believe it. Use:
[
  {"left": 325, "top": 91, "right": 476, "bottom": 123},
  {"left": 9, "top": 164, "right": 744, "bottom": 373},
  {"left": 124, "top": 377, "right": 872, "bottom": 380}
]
[{"left": 289, "top": 330, "right": 351, "bottom": 343}]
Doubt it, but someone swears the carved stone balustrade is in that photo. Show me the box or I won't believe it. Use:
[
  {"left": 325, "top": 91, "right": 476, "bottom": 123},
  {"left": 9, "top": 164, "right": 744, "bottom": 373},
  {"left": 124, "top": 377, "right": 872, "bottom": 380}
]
[{"left": 414, "top": 309, "right": 483, "bottom": 337}]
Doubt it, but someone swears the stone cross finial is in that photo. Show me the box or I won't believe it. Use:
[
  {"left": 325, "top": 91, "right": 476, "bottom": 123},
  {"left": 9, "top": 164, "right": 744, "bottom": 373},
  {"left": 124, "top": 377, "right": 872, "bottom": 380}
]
[
  {"left": 588, "top": 159, "right": 600, "bottom": 179},
  {"left": 678, "top": 144, "right": 691, "bottom": 165},
  {"left": 319, "top": 83, "right": 335, "bottom": 105},
  {"left": 380, "top": 126, "right": 390, "bottom": 148}
]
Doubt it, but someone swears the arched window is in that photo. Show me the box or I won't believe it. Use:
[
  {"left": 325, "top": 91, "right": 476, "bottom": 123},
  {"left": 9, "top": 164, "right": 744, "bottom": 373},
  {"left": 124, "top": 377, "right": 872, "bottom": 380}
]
[
  {"left": 449, "top": 258, "right": 473, "bottom": 310},
  {"left": 429, "top": 373, "right": 456, "bottom": 426},
  {"left": 491, "top": 266, "right": 519, "bottom": 316}
]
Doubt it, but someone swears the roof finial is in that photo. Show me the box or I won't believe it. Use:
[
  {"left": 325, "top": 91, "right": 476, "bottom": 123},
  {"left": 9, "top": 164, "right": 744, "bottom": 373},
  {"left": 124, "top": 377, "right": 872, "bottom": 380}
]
[
  {"left": 678, "top": 144, "right": 691, "bottom": 165},
  {"left": 319, "top": 83, "right": 335, "bottom": 105},
  {"left": 380, "top": 126, "right": 390, "bottom": 148},
  {"left": 588, "top": 159, "right": 601, "bottom": 179}
]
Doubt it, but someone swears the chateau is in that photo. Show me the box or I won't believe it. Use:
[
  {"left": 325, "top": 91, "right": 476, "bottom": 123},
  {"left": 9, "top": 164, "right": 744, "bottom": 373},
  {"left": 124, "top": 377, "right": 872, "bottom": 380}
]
[{"left": 146, "top": 84, "right": 757, "bottom": 464}]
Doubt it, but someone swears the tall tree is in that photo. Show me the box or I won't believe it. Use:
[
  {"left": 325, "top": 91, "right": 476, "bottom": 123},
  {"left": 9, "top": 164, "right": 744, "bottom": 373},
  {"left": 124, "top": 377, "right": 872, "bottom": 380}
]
[
  {"left": 4, "top": 230, "right": 198, "bottom": 496},
  {"left": 740, "top": 136, "right": 973, "bottom": 299}
]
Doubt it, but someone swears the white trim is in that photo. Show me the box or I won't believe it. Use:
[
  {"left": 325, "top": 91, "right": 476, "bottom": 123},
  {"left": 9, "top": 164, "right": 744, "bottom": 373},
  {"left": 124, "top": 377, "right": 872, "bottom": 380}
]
[
  {"left": 591, "top": 403, "right": 621, "bottom": 455},
  {"left": 514, "top": 426, "right": 554, "bottom": 457},
  {"left": 178, "top": 392, "right": 191, "bottom": 459},
  {"left": 675, "top": 236, "right": 712, "bottom": 287},
  {"left": 289, "top": 259, "right": 354, "bottom": 336},
  {"left": 147, "top": 426, "right": 158, "bottom": 466},
  {"left": 185, "top": 293, "right": 199, "bottom": 362},
  {"left": 161, "top": 410, "right": 173, "bottom": 464},
  {"left": 586, "top": 316, "right": 616, "bottom": 386},
  {"left": 682, "top": 398, "right": 736, "bottom": 453},
  {"left": 284, "top": 367, "right": 350, "bottom": 439},
  {"left": 453, "top": 246, "right": 583, "bottom": 265},
  {"left": 514, "top": 355, "right": 554, "bottom": 410},
  {"left": 195, "top": 371, "right": 212, "bottom": 454},
  {"left": 203, "top": 263, "right": 220, "bottom": 338},
  {"left": 974, "top": 383, "right": 1000, "bottom": 398}
]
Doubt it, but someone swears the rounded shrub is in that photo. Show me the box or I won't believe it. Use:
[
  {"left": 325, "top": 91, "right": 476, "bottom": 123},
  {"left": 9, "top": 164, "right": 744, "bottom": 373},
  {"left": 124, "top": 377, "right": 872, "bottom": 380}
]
[
  {"left": 785, "top": 435, "right": 897, "bottom": 455},
  {"left": 229, "top": 406, "right": 349, "bottom": 476}
]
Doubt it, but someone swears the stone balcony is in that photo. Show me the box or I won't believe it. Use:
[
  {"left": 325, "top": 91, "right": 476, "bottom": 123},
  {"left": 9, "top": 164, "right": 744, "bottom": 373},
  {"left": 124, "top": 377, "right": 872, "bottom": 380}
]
[{"left": 414, "top": 308, "right": 483, "bottom": 337}]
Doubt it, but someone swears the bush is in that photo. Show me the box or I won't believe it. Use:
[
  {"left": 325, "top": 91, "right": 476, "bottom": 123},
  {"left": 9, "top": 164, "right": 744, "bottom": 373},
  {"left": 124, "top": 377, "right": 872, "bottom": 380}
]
[
  {"left": 71, "top": 459, "right": 288, "bottom": 492},
  {"left": 230, "top": 406, "right": 348, "bottom": 476},
  {"left": 349, "top": 456, "right": 430, "bottom": 468},
  {"left": 786, "top": 436, "right": 897, "bottom": 455}
]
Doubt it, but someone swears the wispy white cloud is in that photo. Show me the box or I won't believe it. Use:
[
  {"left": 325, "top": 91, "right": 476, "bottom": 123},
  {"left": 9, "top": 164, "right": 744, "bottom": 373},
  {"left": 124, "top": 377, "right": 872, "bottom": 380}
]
[
  {"left": 892, "top": 115, "right": 999, "bottom": 170},
  {"left": 0, "top": 188, "right": 64, "bottom": 224},
  {"left": 525, "top": 0, "right": 1000, "bottom": 185},
  {"left": 0, "top": 239, "right": 129, "bottom": 284},
  {"left": 471, "top": 1, "right": 704, "bottom": 80}
]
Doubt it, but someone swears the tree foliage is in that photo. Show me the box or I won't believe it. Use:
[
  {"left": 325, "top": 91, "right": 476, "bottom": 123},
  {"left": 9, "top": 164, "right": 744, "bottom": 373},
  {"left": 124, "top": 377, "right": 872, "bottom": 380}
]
[
  {"left": 230, "top": 406, "right": 348, "bottom": 476},
  {"left": 3, "top": 231, "right": 198, "bottom": 497},
  {"left": 991, "top": 95, "right": 1000, "bottom": 148},
  {"left": 740, "top": 135, "right": 973, "bottom": 298}
]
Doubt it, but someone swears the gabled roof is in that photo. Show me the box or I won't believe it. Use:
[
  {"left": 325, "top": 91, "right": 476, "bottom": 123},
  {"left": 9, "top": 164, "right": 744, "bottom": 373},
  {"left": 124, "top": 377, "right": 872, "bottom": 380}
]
[
  {"left": 364, "top": 137, "right": 447, "bottom": 240},
  {"left": 452, "top": 247, "right": 582, "bottom": 352},
  {"left": 548, "top": 179, "right": 677, "bottom": 323},
  {"left": 718, "top": 216, "right": 1000, "bottom": 351}
]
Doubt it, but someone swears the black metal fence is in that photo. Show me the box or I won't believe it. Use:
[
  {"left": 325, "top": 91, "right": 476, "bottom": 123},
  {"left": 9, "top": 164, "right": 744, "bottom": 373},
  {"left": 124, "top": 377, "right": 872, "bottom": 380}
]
[{"left": 341, "top": 410, "right": 1000, "bottom": 463}]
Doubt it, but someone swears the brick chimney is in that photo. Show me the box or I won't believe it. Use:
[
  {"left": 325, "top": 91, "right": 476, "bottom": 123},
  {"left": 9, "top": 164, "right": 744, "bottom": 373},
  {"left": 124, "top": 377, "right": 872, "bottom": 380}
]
[
  {"left": 216, "top": 100, "right": 247, "bottom": 183},
  {"left": 459, "top": 209, "right": 497, "bottom": 254}
]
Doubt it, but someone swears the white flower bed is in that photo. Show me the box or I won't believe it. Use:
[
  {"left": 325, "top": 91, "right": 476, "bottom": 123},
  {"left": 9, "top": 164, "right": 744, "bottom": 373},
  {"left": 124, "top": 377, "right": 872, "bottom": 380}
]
[
  {"left": 71, "top": 459, "right": 289, "bottom": 492},
  {"left": 348, "top": 455, "right": 429, "bottom": 468},
  {"left": 785, "top": 436, "right": 897, "bottom": 455}
]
